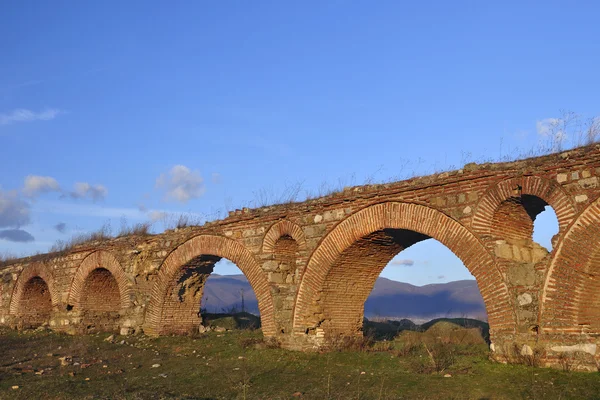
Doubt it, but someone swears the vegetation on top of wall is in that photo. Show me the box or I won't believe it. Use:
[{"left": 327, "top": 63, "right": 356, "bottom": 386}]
[
  {"left": 0, "top": 252, "right": 18, "bottom": 267},
  {"left": 48, "top": 220, "right": 153, "bottom": 256}
]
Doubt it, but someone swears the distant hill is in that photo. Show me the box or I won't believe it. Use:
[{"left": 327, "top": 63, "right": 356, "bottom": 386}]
[
  {"left": 203, "top": 274, "right": 259, "bottom": 314},
  {"left": 365, "top": 277, "right": 486, "bottom": 321},
  {"left": 202, "top": 275, "right": 486, "bottom": 321}
]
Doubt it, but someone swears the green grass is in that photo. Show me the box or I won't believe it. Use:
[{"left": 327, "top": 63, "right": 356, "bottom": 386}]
[{"left": 1, "top": 327, "right": 599, "bottom": 399}]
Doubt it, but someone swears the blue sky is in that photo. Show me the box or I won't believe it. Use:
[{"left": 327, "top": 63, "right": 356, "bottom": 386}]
[{"left": 0, "top": 1, "right": 597, "bottom": 285}]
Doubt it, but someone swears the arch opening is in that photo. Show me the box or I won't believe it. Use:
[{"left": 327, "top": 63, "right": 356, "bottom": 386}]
[
  {"left": 160, "top": 256, "right": 261, "bottom": 334},
  {"left": 18, "top": 276, "right": 52, "bottom": 328},
  {"left": 79, "top": 267, "right": 121, "bottom": 333},
  {"left": 145, "top": 235, "right": 276, "bottom": 337},
  {"left": 315, "top": 229, "right": 487, "bottom": 341},
  {"left": 159, "top": 254, "right": 219, "bottom": 335},
  {"left": 490, "top": 195, "right": 559, "bottom": 261},
  {"left": 203, "top": 259, "right": 260, "bottom": 329},
  {"left": 366, "top": 239, "right": 487, "bottom": 336},
  {"left": 294, "top": 202, "right": 514, "bottom": 346},
  {"left": 532, "top": 206, "right": 559, "bottom": 252}
]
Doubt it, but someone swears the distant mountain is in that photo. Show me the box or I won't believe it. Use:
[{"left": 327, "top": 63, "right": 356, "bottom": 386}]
[
  {"left": 202, "top": 274, "right": 486, "bottom": 321},
  {"left": 202, "top": 274, "right": 259, "bottom": 314},
  {"left": 365, "top": 277, "right": 486, "bottom": 321}
]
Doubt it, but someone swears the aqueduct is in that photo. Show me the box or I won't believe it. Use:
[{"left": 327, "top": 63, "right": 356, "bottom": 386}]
[{"left": 2, "top": 145, "right": 600, "bottom": 369}]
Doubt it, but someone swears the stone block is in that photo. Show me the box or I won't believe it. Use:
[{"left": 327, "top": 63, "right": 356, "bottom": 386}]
[
  {"left": 517, "top": 293, "right": 533, "bottom": 306},
  {"left": 508, "top": 264, "right": 536, "bottom": 286},
  {"left": 269, "top": 273, "right": 285, "bottom": 284},
  {"left": 551, "top": 343, "right": 596, "bottom": 355},
  {"left": 495, "top": 243, "right": 514, "bottom": 259},
  {"left": 521, "top": 344, "right": 533, "bottom": 356},
  {"left": 578, "top": 177, "right": 598, "bottom": 189}
]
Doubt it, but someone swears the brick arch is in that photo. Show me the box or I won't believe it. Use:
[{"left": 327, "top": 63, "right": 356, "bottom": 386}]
[
  {"left": 68, "top": 250, "right": 133, "bottom": 311},
  {"left": 144, "top": 234, "right": 275, "bottom": 337},
  {"left": 262, "top": 220, "right": 306, "bottom": 253},
  {"left": 293, "top": 202, "right": 515, "bottom": 336},
  {"left": 471, "top": 176, "right": 576, "bottom": 237},
  {"left": 540, "top": 195, "right": 600, "bottom": 333},
  {"left": 9, "top": 262, "right": 59, "bottom": 316}
]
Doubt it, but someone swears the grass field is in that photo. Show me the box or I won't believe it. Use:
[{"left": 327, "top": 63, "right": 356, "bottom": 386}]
[{"left": 1, "top": 326, "right": 599, "bottom": 399}]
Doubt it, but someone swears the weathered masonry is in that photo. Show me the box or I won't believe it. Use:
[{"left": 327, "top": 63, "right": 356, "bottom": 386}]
[{"left": 3, "top": 145, "right": 600, "bottom": 370}]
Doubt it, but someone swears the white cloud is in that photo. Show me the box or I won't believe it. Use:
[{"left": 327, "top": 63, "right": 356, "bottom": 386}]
[
  {"left": 70, "top": 182, "right": 108, "bottom": 201},
  {"left": 23, "top": 175, "right": 61, "bottom": 197},
  {"left": 0, "top": 189, "right": 30, "bottom": 228},
  {"left": 0, "top": 108, "right": 63, "bottom": 125},
  {"left": 149, "top": 210, "right": 168, "bottom": 222},
  {"left": 390, "top": 259, "right": 415, "bottom": 266},
  {"left": 537, "top": 117, "right": 567, "bottom": 144},
  {"left": 156, "top": 165, "right": 205, "bottom": 203},
  {"left": 536, "top": 118, "right": 559, "bottom": 136}
]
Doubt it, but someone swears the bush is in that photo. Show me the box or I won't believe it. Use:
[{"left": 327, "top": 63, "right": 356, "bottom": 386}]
[{"left": 324, "top": 333, "right": 375, "bottom": 352}]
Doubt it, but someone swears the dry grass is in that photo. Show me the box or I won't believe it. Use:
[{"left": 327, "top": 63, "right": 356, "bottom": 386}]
[
  {"left": 324, "top": 333, "right": 376, "bottom": 352},
  {"left": 116, "top": 221, "right": 151, "bottom": 237},
  {"left": 0, "top": 252, "right": 19, "bottom": 267},
  {"left": 49, "top": 224, "right": 113, "bottom": 254}
]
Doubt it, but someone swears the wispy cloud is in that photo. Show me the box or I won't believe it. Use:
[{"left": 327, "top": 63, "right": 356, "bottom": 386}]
[
  {"left": 69, "top": 182, "right": 108, "bottom": 201},
  {"left": 38, "top": 201, "right": 145, "bottom": 220},
  {"left": 37, "top": 201, "right": 202, "bottom": 224},
  {"left": 23, "top": 175, "right": 61, "bottom": 197},
  {"left": 0, "top": 108, "right": 64, "bottom": 125},
  {"left": 390, "top": 259, "right": 415, "bottom": 266},
  {"left": 536, "top": 118, "right": 563, "bottom": 137},
  {"left": 149, "top": 210, "right": 168, "bottom": 222},
  {"left": 156, "top": 165, "right": 205, "bottom": 203}
]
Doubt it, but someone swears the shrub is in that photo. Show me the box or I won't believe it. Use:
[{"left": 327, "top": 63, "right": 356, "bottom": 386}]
[{"left": 324, "top": 333, "right": 375, "bottom": 352}]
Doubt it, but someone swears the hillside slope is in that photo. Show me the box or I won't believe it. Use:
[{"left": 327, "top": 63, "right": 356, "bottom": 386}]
[{"left": 203, "top": 275, "right": 486, "bottom": 320}]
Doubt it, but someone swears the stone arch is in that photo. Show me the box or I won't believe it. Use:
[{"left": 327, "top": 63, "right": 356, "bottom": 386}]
[
  {"left": 472, "top": 176, "right": 576, "bottom": 240},
  {"left": 9, "top": 263, "right": 59, "bottom": 326},
  {"left": 262, "top": 220, "right": 306, "bottom": 253},
  {"left": 540, "top": 195, "right": 600, "bottom": 334},
  {"left": 68, "top": 250, "right": 133, "bottom": 312},
  {"left": 293, "top": 202, "right": 515, "bottom": 339},
  {"left": 144, "top": 235, "right": 275, "bottom": 337}
]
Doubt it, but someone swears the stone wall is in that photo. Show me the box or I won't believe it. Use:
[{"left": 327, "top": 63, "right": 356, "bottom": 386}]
[{"left": 2, "top": 145, "right": 600, "bottom": 370}]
